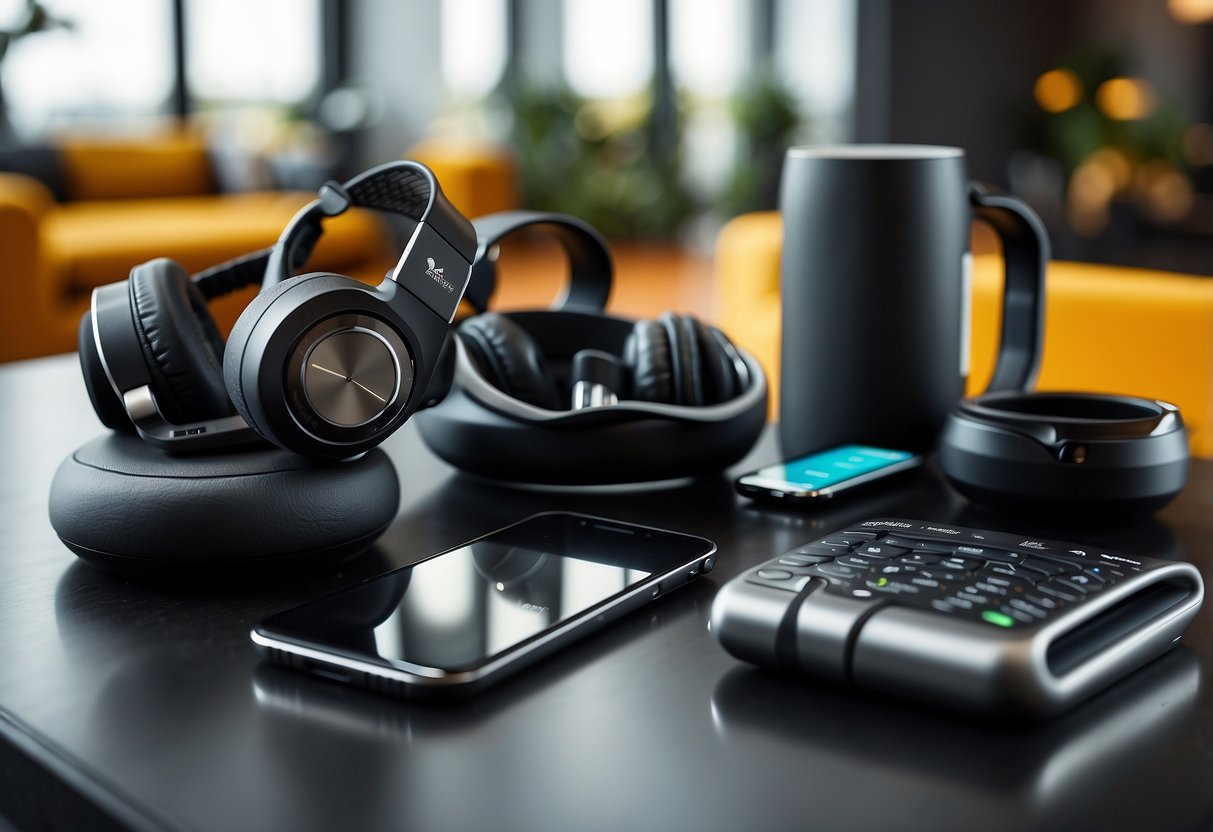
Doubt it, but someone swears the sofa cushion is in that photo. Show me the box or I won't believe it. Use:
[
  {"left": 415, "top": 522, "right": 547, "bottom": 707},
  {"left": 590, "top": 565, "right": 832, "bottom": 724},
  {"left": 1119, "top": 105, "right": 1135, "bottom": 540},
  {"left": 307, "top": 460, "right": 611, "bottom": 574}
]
[{"left": 59, "top": 133, "right": 216, "bottom": 201}]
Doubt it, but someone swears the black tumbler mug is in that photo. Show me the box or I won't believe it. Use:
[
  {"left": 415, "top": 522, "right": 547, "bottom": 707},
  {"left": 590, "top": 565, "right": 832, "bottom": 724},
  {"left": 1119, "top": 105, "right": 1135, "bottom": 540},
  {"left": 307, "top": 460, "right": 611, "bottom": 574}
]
[{"left": 778, "top": 145, "right": 1049, "bottom": 457}]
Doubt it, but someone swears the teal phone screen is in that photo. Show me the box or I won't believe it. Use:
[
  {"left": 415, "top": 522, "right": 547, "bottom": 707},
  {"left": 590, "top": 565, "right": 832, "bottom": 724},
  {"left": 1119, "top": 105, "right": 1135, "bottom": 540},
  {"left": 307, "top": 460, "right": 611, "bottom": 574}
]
[{"left": 756, "top": 445, "right": 915, "bottom": 489}]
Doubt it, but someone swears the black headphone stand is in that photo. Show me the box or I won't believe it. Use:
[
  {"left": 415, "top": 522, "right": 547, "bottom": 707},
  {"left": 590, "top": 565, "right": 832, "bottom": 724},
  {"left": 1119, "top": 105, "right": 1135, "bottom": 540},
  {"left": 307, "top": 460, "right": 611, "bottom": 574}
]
[{"left": 48, "top": 434, "right": 400, "bottom": 578}]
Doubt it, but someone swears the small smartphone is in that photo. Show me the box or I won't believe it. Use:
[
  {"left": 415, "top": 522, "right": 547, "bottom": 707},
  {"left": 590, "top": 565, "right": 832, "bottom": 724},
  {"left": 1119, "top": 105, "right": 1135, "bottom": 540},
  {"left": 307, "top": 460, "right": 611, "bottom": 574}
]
[
  {"left": 735, "top": 444, "right": 923, "bottom": 505},
  {"left": 250, "top": 512, "right": 716, "bottom": 697}
]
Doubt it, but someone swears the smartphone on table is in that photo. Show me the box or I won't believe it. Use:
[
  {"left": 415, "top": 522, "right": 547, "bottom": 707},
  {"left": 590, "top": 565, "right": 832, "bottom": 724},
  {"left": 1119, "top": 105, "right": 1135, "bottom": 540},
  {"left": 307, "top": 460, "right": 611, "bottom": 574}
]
[
  {"left": 251, "top": 512, "right": 716, "bottom": 697},
  {"left": 735, "top": 444, "right": 923, "bottom": 505}
]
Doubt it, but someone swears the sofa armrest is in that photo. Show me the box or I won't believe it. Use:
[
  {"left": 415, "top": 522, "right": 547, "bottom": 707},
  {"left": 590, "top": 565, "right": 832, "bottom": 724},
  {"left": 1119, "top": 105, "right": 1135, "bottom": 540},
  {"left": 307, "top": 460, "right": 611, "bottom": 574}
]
[{"left": 0, "top": 173, "right": 66, "bottom": 361}]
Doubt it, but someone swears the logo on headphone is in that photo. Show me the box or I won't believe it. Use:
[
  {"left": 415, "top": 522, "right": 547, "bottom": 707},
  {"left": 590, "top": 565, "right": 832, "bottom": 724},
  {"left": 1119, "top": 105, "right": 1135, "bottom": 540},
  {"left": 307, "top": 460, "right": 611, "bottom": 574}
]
[{"left": 425, "top": 257, "right": 454, "bottom": 292}]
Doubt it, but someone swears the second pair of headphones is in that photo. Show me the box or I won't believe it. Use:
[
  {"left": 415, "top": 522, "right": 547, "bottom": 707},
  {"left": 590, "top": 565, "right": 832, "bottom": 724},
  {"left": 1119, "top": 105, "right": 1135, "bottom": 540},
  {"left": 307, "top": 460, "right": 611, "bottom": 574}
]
[
  {"left": 416, "top": 211, "right": 769, "bottom": 485},
  {"left": 81, "top": 161, "right": 477, "bottom": 460}
]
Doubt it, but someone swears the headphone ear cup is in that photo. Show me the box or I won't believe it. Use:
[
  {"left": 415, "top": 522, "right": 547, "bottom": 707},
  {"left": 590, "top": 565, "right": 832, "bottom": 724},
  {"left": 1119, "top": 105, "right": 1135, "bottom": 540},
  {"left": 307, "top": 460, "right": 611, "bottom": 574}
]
[
  {"left": 624, "top": 318, "right": 675, "bottom": 404},
  {"left": 660, "top": 312, "right": 702, "bottom": 406},
  {"left": 696, "top": 323, "right": 742, "bottom": 404},
  {"left": 128, "top": 258, "right": 231, "bottom": 424},
  {"left": 78, "top": 310, "right": 136, "bottom": 431},
  {"left": 626, "top": 313, "right": 748, "bottom": 406},
  {"left": 222, "top": 276, "right": 304, "bottom": 432},
  {"left": 458, "top": 312, "right": 561, "bottom": 410}
]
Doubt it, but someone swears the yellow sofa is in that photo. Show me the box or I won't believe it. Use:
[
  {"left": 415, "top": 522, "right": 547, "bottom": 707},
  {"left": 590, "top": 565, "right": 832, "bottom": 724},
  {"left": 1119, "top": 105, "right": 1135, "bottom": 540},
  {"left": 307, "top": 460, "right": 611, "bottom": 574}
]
[
  {"left": 715, "top": 211, "right": 1213, "bottom": 458},
  {"left": 0, "top": 131, "right": 394, "bottom": 362}
]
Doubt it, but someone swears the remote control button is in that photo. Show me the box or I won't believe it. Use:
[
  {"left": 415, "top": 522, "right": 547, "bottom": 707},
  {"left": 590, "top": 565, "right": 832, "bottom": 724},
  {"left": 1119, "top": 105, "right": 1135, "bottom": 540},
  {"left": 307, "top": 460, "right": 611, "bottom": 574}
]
[
  {"left": 793, "top": 544, "right": 848, "bottom": 557},
  {"left": 942, "top": 594, "right": 977, "bottom": 611},
  {"left": 930, "top": 599, "right": 957, "bottom": 613},
  {"left": 971, "top": 581, "right": 1011, "bottom": 598},
  {"left": 980, "top": 609, "right": 1016, "bottom": 628},
  {"left": 865, "top": 576, "right": 921, "bottom": 595},
  {"left": 779, "top": 553, "right": 834, "bottom": 566},
  {"left": 1022, "top": 557, "right": 1080, "bottom": 577},
  {"left": 999, "top": 606, "right": 1036, "bottom": 625},
  {"left": 977, "top": 574, "right": 1035, "bottom": 597},
  {"left": 897, "top": 552, "right": 942, "bottom": 567},
  {"left": 1024, "top": 592, "right": 1063, "bottom": 611},
  {"left": 842, "top": 531, "right": 879, "bottom": 540},
  {"left": 960, "top": 588, "right": 996, "bottom": 605},
  {"left": 813, "top": 563, "right": 865, "bottom": 579},
  {"left": 820, "top": 536, "right": 868, "bottom": 548},
  {"left": 1054, "top": 577, "right": 1102, "bottom": 594},
  {"left": 881, "top": 536, "right": 955, "bottom": 554},
  {"left": 874, "top": 562, "right": 918, "bottom": 576},
  {"left": 1087, "top": 565, "right": 1126, "bottom": 582},
  {"left": 854, "top": 543, "right": 907, "bottom": 559},
  {"left": 1036, "top": 581, "right": 1082, "bottom": 603},
  {"left": 756, "top": 568, "right": 794, "bottom": 581},
  {"left": 982, "top": 563, "right": 1039, "bottom": 583},
  {"left": 1082, "top": 565, "right": 1125, "bottom": 584},
  {"left": 1008, "top": 598, "right": 1049, "bottom": 619},
  {"left": 838, "top": 555, "right": 882, "bottom": 569},
  {"left": 957, "top": 546, "right": 1021, "bottom": 563},
  {"left": 909, "top": 574, "right": 946, "bottom": 591},
  {"left": 938, "top": 556, "right": 982, "bottom": 571},
  {"left": 1060, "top": 573, "right": 1104, "bottom": 591}
]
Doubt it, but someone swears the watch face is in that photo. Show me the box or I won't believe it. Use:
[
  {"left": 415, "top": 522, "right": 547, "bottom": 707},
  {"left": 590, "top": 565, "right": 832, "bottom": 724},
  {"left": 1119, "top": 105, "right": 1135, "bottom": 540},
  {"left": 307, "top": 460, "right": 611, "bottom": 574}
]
[{"left": 287, "top": 313, "right": 415, "bottom": 441}]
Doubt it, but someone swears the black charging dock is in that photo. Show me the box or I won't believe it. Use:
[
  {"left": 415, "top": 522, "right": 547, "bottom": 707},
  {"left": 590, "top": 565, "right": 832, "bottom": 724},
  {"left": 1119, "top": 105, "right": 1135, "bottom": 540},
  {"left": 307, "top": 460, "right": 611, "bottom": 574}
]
[{"left": 48, "top": 434, "right": 400, "bottom": 578}]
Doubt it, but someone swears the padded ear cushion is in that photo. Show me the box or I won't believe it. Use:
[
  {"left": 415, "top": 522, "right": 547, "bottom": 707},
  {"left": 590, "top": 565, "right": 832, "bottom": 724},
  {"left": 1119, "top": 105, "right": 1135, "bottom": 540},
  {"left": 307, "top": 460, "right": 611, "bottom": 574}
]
[
  {"left": 128, "top": 259, "right": 231, "bottom": 424},
  {"left": 78, "top": 310, "right": 135, "bottom": 431},
  {"left": 626, "top": 313, "right": 748, "bottom": 406},
  {"left": 702, "top": 326, "right": 741, "bottom": 403},
  {"left": 624, "top": 318, "right": 674, "bottom": 403},
  {"left": 222, "top": 276, "right": 304, "bottom": 432},
  {"left": 458, "top": 312, "right": 561, "bottom": 410},
  {"left": 660, "top": 312, "right": 702, "bottom": 406}
]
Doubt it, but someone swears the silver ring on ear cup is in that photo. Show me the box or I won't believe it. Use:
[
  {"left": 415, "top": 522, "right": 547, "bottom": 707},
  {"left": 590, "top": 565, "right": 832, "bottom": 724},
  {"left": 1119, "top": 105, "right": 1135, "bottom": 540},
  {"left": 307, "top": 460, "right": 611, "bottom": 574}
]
[
  {"left": 225, "top": 274, "right": 433, "bottom": 459},
  {"left": 290, "top": 314, "right": 413, "bottom": 431}
]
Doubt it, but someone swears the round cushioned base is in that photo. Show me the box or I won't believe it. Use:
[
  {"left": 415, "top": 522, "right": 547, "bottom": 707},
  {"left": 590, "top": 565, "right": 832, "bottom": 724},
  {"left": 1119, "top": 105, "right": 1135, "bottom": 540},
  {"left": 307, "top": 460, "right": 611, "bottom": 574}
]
[{"left": 49, "top": 435, "right": 400, "bottom": 577}]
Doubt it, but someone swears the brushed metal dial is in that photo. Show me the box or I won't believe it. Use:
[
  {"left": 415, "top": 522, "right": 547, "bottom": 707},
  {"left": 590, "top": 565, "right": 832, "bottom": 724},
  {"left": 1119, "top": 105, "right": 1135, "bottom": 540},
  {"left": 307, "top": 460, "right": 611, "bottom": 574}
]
[{"left": 303, "top": 327, "right": 401, "bottom": 427}]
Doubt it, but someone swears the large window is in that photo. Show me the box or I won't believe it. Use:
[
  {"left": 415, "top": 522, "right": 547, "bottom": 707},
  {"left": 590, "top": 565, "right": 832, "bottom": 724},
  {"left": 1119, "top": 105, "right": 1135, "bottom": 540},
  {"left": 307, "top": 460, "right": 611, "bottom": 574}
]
[
  {"left": 441, "top": 0, "right": 507, "bottom": 98},
  {"left": 562, "top": 0, "right": 653, "bottom": 99},
  {"left": 0, "top": 0, "right": 324, "bottom": 140},
  {"left": 0, "top": 0, "right": 173, "bottom": 137},
  {"left": 183, "top": 0, "right": 322, "bottom": 108}
]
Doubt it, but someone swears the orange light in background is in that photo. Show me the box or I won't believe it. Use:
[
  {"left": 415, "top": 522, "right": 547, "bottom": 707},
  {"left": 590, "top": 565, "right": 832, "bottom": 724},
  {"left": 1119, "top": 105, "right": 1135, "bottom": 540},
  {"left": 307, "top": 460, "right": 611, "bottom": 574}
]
[
  {"left": 1183, "top": 123, "right": 1213, "bottom": 166},
  {"left": 1034, "top": 68, "right": 1083, "bottom": 113},
  {"left": 1067, "top": 157, "right": 1117, "bottom": 236},
  {"left": 1095, "top": 78, "right": 1157, "bottom": 121},
  {"left": 1139, "top": 160, "right": 1195, "bottom": 222},
  {"left": 1089, "top": 147, "right": 1134, "bottom": 191},
  {"left": 1169, "top": 0, "right": 1213, "bottom": 23}
]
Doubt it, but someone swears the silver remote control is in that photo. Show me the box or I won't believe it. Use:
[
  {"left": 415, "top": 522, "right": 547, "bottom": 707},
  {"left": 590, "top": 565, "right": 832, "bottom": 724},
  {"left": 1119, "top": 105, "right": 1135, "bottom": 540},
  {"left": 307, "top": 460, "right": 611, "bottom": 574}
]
[{"left": 710, "top": 518, "right": 1204, "bottom": 718}]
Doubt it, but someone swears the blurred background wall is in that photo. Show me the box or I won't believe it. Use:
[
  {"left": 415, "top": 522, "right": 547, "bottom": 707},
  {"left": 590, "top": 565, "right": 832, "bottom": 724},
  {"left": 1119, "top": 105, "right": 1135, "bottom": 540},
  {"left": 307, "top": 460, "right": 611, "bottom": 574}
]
[{"left": 2, "top": 0, "right": 1212, "bottom": 271}]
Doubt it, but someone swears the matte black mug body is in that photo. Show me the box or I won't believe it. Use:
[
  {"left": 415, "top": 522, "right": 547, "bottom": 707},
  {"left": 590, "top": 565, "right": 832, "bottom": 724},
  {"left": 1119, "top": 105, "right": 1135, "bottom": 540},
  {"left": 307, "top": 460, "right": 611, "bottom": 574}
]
[{"left": 778, "top": 145, "right": 1045, "bottom": 457}]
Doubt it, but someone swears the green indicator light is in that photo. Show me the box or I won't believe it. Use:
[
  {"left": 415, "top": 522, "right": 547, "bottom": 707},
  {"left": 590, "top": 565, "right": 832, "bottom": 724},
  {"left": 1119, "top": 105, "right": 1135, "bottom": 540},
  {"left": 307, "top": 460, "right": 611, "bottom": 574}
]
[
  {"left": 981, "top": 610, "right": 1015, "bottom": 628},
  {"left": 877, "top": 577, "right": 888, "bottom": 587}
]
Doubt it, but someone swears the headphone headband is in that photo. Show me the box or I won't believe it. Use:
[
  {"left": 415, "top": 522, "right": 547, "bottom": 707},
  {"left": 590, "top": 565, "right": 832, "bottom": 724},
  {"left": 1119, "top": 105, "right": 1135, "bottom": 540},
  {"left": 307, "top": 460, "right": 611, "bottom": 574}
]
[
  {"left": 464, "top": 211, "right": 614, "bottom": 315},
  {"left": 192, "top": 161, "right": 478, "bottom": 311}
]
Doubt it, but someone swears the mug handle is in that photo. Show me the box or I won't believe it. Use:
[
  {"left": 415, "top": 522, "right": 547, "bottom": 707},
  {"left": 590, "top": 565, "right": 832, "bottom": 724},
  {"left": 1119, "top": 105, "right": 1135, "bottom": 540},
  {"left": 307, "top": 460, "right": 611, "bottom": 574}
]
[{"left": 968, "top": 182, "right": 1050, "bottom": 394}]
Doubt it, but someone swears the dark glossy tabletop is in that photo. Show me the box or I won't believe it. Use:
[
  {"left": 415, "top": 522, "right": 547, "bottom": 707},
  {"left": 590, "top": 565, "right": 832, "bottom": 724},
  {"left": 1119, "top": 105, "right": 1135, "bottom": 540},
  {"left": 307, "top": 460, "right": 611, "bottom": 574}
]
[{"left": 1, "top": 354, "right": 1211, "bottom": 832}]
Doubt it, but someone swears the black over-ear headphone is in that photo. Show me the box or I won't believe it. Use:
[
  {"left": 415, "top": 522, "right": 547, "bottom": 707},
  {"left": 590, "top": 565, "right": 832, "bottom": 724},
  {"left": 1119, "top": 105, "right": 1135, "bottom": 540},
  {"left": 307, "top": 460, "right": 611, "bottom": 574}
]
[
  {"left": 414, "top": 211, "right": 769, "bottom": 485},
  {"left": 938, "top": 186, "right": 1189, "bottom": 515},
  {"left": 80, "top": 161, "right": 476, "bottom": 460}
]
